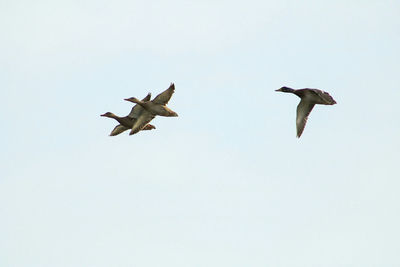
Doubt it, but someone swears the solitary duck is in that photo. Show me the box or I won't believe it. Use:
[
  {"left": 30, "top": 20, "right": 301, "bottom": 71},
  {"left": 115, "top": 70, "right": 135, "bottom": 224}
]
[
  {"left": 101, "top": 93, "right": 156, "bottom": 136},
  {"left": 124, "top": 83, "right": 178, "bottom": 135},
  {"left": 275, "top": 86, "right": 337, "bottom": 138}
]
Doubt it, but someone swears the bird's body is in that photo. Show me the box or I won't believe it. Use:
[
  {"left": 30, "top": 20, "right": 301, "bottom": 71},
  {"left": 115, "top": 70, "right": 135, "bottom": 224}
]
[
  {"left": 101, "top": 93, "right": 156, "bottom": 136},
  {"left": 134, "top": 101, "right": 177, "bottom": 117},
  {"left": 107, "top": 114, "right": 135, "bottom": 127},
  {"left": 100, "top": 112, "right": 156, "bottom": 136},
  {"left": 125, "top": 83, "right": 178, "bottom": 135},
  {"left": 276, "top": 86, "right": 336, "bottom": 138}
]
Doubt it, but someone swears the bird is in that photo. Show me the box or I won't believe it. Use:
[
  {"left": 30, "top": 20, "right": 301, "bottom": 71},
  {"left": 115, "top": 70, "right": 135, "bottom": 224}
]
[
  {"left": 275, "top": 86, "right": 337, "bottom": 138},
  {"left": 124, "top": 83, "right": 178, "bottom": 135},
  {"left": 101, "top": 93, "right": 156, "bottom": 136}
]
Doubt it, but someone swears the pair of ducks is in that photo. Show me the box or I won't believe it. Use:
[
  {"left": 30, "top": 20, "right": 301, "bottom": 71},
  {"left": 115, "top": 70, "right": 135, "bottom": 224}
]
[
  {"left": 101, "top": 83, "right": 178, "bottom": 136},
  {"left": 101, "top": 84, "right": 337, "bottom": 138}
]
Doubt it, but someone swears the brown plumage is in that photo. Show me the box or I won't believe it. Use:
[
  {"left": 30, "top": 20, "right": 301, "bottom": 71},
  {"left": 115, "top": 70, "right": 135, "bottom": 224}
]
[
  {"left": 276, "top": 86, "right": 337, "bottom": 138},
  {"left": 101, "top": 93, "right": 156, "bottom": 136},
  {"left": 124, "top": 83, "right": 178, "bottom": 135}
]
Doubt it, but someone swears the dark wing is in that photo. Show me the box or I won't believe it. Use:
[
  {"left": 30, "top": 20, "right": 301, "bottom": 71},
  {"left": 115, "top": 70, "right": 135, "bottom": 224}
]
[
  {"left": 109, "top": 124, "right": 129, "bottom": 136},
  {"left": 152, "top": 83, "right": 175, "bottom": 105},
  {"left": 129, "top": 110, "right": 155, "bottom": 135},
  {"left": 296, "top": 100, "right": 315, "bottom": 138},
  {"left": 309, "top": 89, "right": 337, "bottom": 105},
  {"left": 127, "top": 93, "right": 151, "bottom": 119}
]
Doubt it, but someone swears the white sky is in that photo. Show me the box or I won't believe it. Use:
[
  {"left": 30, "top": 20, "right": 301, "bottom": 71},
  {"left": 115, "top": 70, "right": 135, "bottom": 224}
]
[{"left": 1, "top": 0, "right": 400, "bottom": 266}]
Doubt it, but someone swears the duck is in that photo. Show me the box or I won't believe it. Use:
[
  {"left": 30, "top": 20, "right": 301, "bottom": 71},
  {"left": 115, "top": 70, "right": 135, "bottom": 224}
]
[
  {"left": 124, "top": 83, "right": 178, "bottom": 135},
  {"left": 275, "top": 86, "right": 337, "bottom": 138},
  {"left": 101, "top": 93, "right": 156, "bottom": 136},
  {"left": 100, "top": 112, "right": 156, "bottom": 136}
]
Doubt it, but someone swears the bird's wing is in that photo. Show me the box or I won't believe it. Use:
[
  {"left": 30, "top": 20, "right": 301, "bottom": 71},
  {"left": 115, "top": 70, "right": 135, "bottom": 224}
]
[
  {"left": 128, "top": 93, "right": 151, "bottom": 119},
  {"left": 109, "top": 124, "right": 129, "bottom": 136},
  {"left": 296, "top": 100, "right": 315, "bottom": 138},
  {"left": 152, "top": 83, "right": 175, "bottom": 105},
  {"left": 309, "top": 89, "right": 337, "bottom": 104},
  {"left": 129, "top": 111, "right": 155, "bottom": 135}
]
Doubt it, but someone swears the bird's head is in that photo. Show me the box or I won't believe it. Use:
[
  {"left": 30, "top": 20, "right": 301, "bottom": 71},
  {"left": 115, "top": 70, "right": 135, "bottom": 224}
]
[
  {"left": 100, "top": 112, "right": 115, "bottom": 118},
  {"left": 124, "top": 97, "right": 140, "bottom": 104},
  {"left": 275, "top": 86, "right": 294, "bottom": 93}
]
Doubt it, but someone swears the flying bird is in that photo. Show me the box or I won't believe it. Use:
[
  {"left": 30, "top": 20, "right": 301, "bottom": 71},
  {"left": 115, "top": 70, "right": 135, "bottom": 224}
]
[
  {"left": 275, "top": 86, "right": 337, "bottom": 138},
  {"left": 124, "top": 83, "right": 178, "bottom": 135},
  {"left": 101, "top": 93, "right": 156, "bottom": 136}
]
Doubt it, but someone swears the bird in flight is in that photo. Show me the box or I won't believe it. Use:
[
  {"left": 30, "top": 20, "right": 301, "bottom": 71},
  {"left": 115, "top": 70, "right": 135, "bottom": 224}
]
[{"left": 276, "top": 86, "right": 337, "bottom": 138}]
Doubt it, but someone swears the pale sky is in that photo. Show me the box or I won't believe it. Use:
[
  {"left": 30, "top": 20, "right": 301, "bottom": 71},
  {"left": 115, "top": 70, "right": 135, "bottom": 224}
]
[{"left": 1, "top": 0, "right": 400, "bottom": 266}]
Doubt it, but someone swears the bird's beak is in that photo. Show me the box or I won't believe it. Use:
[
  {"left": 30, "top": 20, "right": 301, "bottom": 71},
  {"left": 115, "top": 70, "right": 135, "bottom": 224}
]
[
  {"left": 275, "top": 89, "right": 281, "bottom": 92},
  {"left": 100, "top": 113, "right": 106, "bottom": 117},
  {"left": 124, "top": 98, "right": 132, "bottom": 102}
]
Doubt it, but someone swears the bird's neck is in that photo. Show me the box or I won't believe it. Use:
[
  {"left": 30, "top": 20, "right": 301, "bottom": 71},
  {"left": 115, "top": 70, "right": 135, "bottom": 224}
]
[{"left": 109, "top": 114, "right": 124, "bottom": 123}]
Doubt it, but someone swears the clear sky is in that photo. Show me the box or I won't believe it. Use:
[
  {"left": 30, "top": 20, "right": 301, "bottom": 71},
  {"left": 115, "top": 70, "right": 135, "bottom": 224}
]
[{"left": 1, "top": 0, "right": 400, "bottom": 266}]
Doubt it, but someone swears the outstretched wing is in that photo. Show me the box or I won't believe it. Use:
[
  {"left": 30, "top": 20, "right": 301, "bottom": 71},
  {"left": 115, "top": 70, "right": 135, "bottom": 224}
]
[
  {"left": 309, "top": 89, "right": 337, "bottom": 105},
  {"left": 296, "top": 100, "right": 315, "bottom": 138},
  {"left": 128, "top": 93, "right": 151, "bottom": 119},
  {"left": 109, "top": 124, "right": 129, "bottom": 136},
  {"left": 129, "top": 111, "right": 155, "bottom": 135},
  {"left": 152, "top": 83, "right": 175, "bottom": 105}
]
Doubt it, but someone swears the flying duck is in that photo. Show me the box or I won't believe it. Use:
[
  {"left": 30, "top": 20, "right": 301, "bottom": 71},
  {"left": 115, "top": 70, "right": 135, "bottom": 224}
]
[
  {"left": 101, "top": 93, "right": 156, "bottom": 136},
  {"left": 124, "top": 83, "right": 178, "bottom": 135},
  {"left": 275, "top": 86, "right": 337, "bottom": 138}
]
